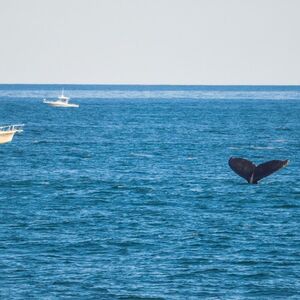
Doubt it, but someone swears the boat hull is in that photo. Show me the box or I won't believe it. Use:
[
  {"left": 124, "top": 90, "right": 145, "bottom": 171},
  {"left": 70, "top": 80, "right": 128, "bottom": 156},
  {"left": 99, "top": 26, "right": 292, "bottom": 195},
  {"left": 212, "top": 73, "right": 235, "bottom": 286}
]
[
  {"left": 0, "top": 125, "right": 24, "bottom": 144},
  {"left": 44, "top": 100, "right": 79, "bottom": 108},
  {"left": 0, "top": 131, "right": 16, "bottom": 144}
]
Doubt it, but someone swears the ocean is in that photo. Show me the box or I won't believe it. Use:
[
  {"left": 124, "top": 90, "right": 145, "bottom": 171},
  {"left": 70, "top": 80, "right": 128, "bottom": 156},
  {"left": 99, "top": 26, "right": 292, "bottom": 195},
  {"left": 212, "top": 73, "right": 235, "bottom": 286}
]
[{"left": 0, "top": 85, "right": 299, "bottom": 299}]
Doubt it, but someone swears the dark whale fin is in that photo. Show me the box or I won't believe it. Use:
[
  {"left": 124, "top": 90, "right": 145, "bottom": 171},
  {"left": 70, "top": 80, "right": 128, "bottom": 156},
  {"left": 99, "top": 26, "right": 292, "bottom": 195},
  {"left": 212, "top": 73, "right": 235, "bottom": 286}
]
[
  {"left": 228, "top": 157, "right": 256, "bottom": 183},
  {"left": 229, "top": 157, "right": 289, "bottom": 183},
  {"left": 252, "top": 160, "right": 289, "bottom": 183}
]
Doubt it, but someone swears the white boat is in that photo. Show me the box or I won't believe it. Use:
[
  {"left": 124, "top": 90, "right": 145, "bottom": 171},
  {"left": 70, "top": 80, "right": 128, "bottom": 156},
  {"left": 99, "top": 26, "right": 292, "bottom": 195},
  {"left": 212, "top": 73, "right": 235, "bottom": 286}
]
[
  {"left": 43, "top": 90, "right": 79, "bottom": 107},
  {"left": 0, "top": 124, "right": 24, "bottom": 144}
]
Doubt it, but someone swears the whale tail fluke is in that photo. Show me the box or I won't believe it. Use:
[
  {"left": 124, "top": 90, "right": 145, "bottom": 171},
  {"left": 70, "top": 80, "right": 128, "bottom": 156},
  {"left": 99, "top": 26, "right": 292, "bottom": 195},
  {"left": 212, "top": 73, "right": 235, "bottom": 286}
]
[
  {"left": 253, "top": 159, "right": 289, "bottom": 183},
  {"left": 228, "top": 157, "right": 256, "bottom": 183},
  {"left": 229, "top": 157, "right": 289, "bottom": 184}
]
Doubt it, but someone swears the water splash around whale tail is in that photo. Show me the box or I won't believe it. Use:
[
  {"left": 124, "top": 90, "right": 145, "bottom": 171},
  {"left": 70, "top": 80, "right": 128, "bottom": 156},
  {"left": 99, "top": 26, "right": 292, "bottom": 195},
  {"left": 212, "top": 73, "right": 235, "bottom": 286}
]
[{"left": 229, "top": 157, "right": 289, "bottom": 184}]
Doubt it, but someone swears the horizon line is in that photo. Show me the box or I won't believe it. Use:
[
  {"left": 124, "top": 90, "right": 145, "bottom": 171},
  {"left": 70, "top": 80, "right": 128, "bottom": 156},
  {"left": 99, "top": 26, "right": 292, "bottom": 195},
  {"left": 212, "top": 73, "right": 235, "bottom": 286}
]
[{"left": 0, "top": 83, "right": 299, "bottom": 87}]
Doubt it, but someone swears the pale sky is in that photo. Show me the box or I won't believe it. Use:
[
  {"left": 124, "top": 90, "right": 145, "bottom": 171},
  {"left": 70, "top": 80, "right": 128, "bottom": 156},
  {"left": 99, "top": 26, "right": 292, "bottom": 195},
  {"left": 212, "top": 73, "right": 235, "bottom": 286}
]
[{"left": 0, "top": 0, "right": 300, "bottom": 85}]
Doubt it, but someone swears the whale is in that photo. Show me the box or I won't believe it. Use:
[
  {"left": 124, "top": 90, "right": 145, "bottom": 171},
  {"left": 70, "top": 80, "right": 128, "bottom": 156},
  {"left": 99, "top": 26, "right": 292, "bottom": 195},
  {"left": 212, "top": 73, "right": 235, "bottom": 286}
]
[{"left": 228, "top": 157, "right": 289, "bottom": 184}]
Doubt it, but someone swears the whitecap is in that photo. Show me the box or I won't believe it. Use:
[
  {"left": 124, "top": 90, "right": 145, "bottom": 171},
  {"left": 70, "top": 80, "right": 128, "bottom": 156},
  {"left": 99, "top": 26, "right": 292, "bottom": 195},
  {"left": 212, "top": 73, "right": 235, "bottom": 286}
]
[
  {"left": 273, "top": 139, "right": 286, "bottom": 143},
  {"left": 250, "top": 146, "right": 275, "bottom": 150}
]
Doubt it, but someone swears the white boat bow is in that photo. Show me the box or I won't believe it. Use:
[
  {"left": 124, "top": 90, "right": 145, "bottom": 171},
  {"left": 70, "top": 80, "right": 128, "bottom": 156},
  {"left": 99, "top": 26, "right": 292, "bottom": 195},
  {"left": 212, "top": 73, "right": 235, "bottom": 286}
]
[{"left": 0, "top": 124, "right": 24, "bottom": 144}]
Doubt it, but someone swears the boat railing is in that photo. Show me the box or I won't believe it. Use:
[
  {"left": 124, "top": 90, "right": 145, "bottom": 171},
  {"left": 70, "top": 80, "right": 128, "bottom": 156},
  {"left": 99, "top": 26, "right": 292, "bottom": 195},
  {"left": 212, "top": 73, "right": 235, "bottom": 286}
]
[{"left": 0, "top": 124, "right": 24, "bottom": 133}]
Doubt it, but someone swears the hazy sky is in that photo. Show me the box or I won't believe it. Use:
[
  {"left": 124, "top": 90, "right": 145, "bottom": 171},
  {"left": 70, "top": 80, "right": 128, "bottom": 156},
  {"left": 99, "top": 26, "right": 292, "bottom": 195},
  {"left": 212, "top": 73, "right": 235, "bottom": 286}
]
[{"left": 1, "top": 0, "right": 300, "bottom": 84}]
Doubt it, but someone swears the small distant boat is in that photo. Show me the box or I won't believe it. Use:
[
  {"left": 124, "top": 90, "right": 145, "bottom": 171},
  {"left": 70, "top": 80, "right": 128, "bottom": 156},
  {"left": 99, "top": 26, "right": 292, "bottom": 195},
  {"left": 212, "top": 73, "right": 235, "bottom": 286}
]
[
  {"left": 43, "top": 90, "right": 79, "bottom": 107},
  {"left": 0, "top": 124, "right": 24, "bottom": 144}
]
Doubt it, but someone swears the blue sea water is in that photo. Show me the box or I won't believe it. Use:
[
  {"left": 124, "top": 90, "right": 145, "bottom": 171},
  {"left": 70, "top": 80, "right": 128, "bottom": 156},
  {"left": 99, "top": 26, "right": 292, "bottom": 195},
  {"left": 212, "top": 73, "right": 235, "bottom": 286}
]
[{"left": 0, "top": 85, "right": 300, "bottom": 299}]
